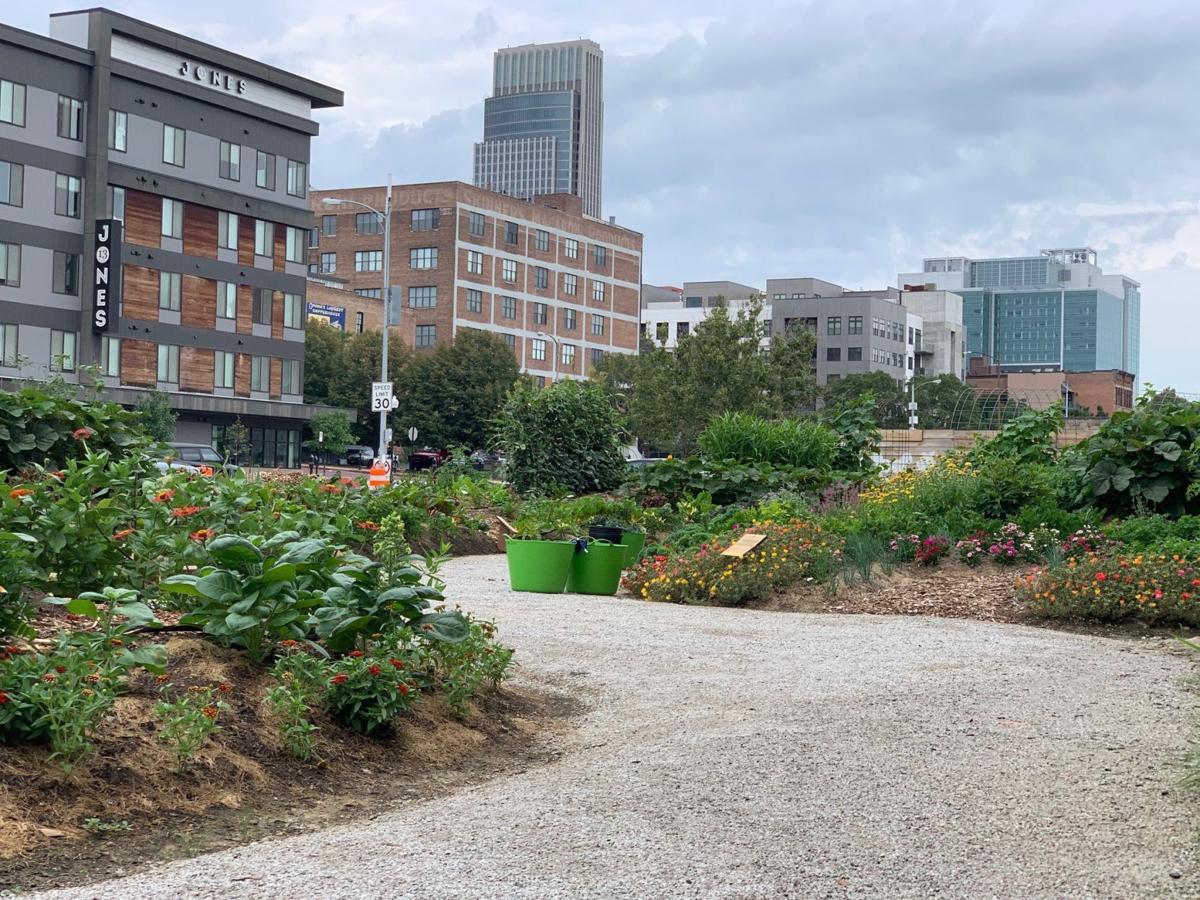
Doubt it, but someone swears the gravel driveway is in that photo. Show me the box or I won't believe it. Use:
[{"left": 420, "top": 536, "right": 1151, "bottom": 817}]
[{"left": 38, "top": 555, "right": 1200, "bottom": 899}]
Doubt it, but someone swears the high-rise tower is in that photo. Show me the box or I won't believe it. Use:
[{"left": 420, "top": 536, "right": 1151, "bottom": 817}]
[{"left": 473, "top": 40, "right": 603, "bottom": 218}]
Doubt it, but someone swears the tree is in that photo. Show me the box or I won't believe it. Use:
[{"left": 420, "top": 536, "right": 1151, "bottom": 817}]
[
  {"left": 302, "top": 327, "right": 411, "bottom": 442},
  {"left": 821, "top": 372, "right": 905, "bottom": 428},
  {"left": 303, "top": 319, "right": 347, "bottom": 406},
  {"left": 223, "top": 417, "right": 252, "bottom": 466},
  {"left": 395, "top": 330, "right": 521, "bottom": 449},
  {"left": 304, "top": 411, "right": 356, "bottom": 457},
  {"left": 592, "top": 298, "right": 818, "bottom": 454},
  {"left": 133, "top": 389, "right": 177, "bottom": 442}
]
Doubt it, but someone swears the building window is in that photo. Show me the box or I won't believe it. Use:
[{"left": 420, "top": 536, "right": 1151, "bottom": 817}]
[
  {"left": 217, "top": 282, "right": 236, "bottom": 319},
  {"left": 248, "top": 290, "right": 274, "bottom": 328},
  {"left": 355, "top": 212, "right": 380, "bottom": 234},
  {"left": 561, "top": 343, "right": 576, "bottom": 368},
  {"left": 535, "top": 266, "right": 548, "bottom": 290},
  {"left": 0, "top": 242, "right": 19, "bottom": 287},
  {"left": 594, "top": 245, "right": 606, "bottom": 267},
  {"left": 355, "top": 250, "right": 383, "bottom": 272},
  {"left": 57, "top": 95, "right": 83, "bottom": 140},
  {"left": 533, "top": 302, "right": 548, "bottom": 325},
  {"left": 160, "top": 197, "right": 182, "bottom": 238},
  {"left": 826, "top": 347, "right": 841, "bottom": 362},
  {"left": 108, "top": 110, "right": 127, "bottom": 152},
  {"left": 563, "top": 238, "right": 578, "bottom": 260},
  {"left": 591, "top": 281, "right": 604, "bottom": 303},
  {"left": 283, "top": 292, "right": 302, "bottom": 329},
  {"left": 158, "top": 271, "right": 181, "bottom": 311},
  {"left": 908, "top": 356, "right": 914, "bottom": 370},
  {"left": 532, "top": 338, "right": 546, "bottom": 361},
  {"left": 467, "top": 250, "right": 483, "bottom": 275},
  {"left": 285, "top": 227, "right": 306, "bottom": 264},
  {"left": 502, "top": 333, "right": 516, "bottom": 350},
  {"left": 500, "top": 258, "right": 516, "bottom": 282},
  {"left": 214, "top": 350, "right": 235, "bottom": 388},
  {"left": 469, "top": 211, "right": 485, "bottom": 237},
  {"left": 282, "top": 358, "right": 300, "bottom": 395},
  {"left": 563, "top": 273, "right": 577, "bottom": 295},
  {"left": 52, "top": 251, "right": 79, "bottom": 295},
  {"left": 355, "top": 311, "right": 364, "bottom": 333},
  {"left": 156, "top": 343, "right": 178, "bottom": 383},
  {"left": 827, "top": 317, "right": 841, "bottom": 336},
  {"left": 410, "top": 247, "right": 438, "bottom": 269},
  {"left": 322, "top": 215, "right": 337, "bottom": 236},
  {"left": 108, "top": 185, "right": 125, "bottom": 221},
  {"left": 409, "top": 286, "right": 437, "bottom": 309},
  {"left": 308, "top": 227, "right": 319, "bottom": 248},
  {"left": 219, "top": 140, "right": 240, "bottom": 180},
  {"left": 0, "top": 80, "right": 25, "bottom": 127},
  {"left": 504, "top": 221, "right": 518, "bottom": 244},
  {"left": 55, "top": 174, "right": 82, "bottom": 218},
  {"left": 591, "top": 314, "right": 605, "bottom": 336},
  {"left": 354, "top": 288, "right": 381, "bottom": 299},
  {"left": 847, "top": 347, "right": 862, "bottom": 362},
  {"left": 286, "top": 159, "right": 306, "bottom": 198},
  {"left": 411, "top": 208, "right": 439, "bottom": 231},
  {"left": 848, "top": 315, "right": 863, "bottom": 335},
  {"left": 677, "top": 321, "right": 690, "bottom": 338},
  {"left": 501, "top": 296, "right": 516, "bottom": 319},
  {"left": 319, "top": 252, "right": 336, "bottom": 274},
  {"left": 535, "top": 229, "right": 549, "bottom": 252},
  {"left": 251, "top": 356, "right": 269, "bottom": 392},
  {"left": 99, "top": 335, "right": 119, "bottom": 377},
  {"left": 0, "top": 323, "right": 16, "bottom": 367},
  {"left": 467, "top": 288, "right": 483, "bottom": 313},
  {"left": 908, "top": 326, "right": 915, "bottom": 345},
  {"left": 0, "top": 161, "right": 23, "bottom": 206},
  {"left": 162, "top": 124, "right": 185, "bottom": 166},
  {"left": 590, "top": 348, "right": 604, "bottom": 366},
  {"left": 217, "top": 211, "right": 237, "bottom": 249},
  {"left": 49, "top": 330, "right": 77, "bottom": 372},
  {"left": 415, "top": 324, "right": 436, "bottom": 347},
  {"left": 255, "top": 150, "right": 275, "bottom": 190},
  {"left": 255, "top": 220, "right": 274, "bottom": 256},
  {"left": 563, "top": 308, "right": 577, "bottom": 330}
]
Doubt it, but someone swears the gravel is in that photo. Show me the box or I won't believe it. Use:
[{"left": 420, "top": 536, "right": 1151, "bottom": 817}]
[{"left": 37, "top": 554, "right": 1200, "bottom": 899}]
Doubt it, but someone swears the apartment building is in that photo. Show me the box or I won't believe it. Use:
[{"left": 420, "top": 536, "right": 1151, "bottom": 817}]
[
  {"left": 641, "top": 281, "right": 768, "bottom": 349},
  {"left": 307, "top": 184, "right": 641, "bottom": 381},
  {"left": 0, "top": 9, "right": 343, "bottom": 466}
]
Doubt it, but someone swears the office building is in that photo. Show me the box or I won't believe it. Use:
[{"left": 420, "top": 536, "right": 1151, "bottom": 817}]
[
  {"left": 899, "top": 288, "right": 966, "bottom": 381},
  {"left": 641, "top": 281, "right": 768, "bottom": 349},
  {"left": 899, "top": 248, "right": 1140, "bottom": 380},
  {"left": 307, "top": 184, "right": 641, "bottom": 381},
  {"left": 0, "top": 8, "right": 343, "bottom": 466},
  {"left": 473, "top": 40, "right": 604, "bottom": 218}
]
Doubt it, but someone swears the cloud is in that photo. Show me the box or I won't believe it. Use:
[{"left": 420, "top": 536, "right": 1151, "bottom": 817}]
[{"left": 462, "top": 10, "right": 498, "bottom": 47}]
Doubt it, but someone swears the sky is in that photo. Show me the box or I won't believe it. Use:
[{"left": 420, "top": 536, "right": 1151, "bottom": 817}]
[{"left": 14, "top": 0, "right": 1200, "bottom": 392}]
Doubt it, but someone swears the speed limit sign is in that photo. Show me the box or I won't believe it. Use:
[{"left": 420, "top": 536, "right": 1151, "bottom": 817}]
[{"left": 370, "top": 381, "right": 395, "bottom": 412}]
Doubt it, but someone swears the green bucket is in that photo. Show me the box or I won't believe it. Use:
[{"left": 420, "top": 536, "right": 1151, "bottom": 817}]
[
  {"left": 505, "top": 538, "right": 576, "bottom": 593},
  {"left": 622, "top": 530, "right": 646, "bottom": 568},
  {"left": 566, "top": 539, "right": 628, "bottom": 595}
]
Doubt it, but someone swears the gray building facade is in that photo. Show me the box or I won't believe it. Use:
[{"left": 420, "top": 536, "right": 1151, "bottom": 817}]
[
  {"left": 473, "top": 40, "right": 604, "bottom": 218},
  {"left": 0, "top": 8, "right": 342, "bottom": 466}
]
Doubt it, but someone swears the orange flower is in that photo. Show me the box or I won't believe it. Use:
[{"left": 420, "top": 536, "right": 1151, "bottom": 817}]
[
  {"left": 152, "top": 489, "right": 176, "bottom": 503},
  {"left": 155, "top": 674, "right": 170, "bottom": 683},
  {"left": 8, "top": 487, "right": 32, "bottom": 499},
  {"left": 169, "top": 505, "right": 206, "bottom": 519},
  {"left": 200, "top": 705, "right": 219, "bottom": 720},
  {"left": 339, "top": 476, "right": 357, "bottom": 486},
  {"left": 50, "top": 470, "right": 66, "bottom": 479},
  {"left": 113, "top": 527, "right": 135, "bottom": 541},
  {"left": 189, "top": 528, "right": 216, "bottom": 542},
  {"left": 71, "top": 427, "right": 94, "bottom": 440},
  {"left": 217, "top": 683, "right": 233, "bottom": 694},
  {"left": 356, "top": 520, "right": 380, "bottom": 531},
  {"left": 319, "top": 483, "right": 342, "bottom": 494}
]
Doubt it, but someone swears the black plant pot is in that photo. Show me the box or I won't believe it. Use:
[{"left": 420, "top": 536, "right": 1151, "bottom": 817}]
[{"left": 587, "top": 525, "right": 624, "bottom": 545}]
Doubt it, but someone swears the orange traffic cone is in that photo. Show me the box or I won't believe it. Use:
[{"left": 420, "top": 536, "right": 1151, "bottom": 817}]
[{"left": 368, "top": 457, "right": 391, "bottom": 490}]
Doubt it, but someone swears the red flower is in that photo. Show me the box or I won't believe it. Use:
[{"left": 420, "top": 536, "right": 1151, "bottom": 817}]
[
  {"left": 189, "top": 528, "right": 216, "bottom": 543},
  {"left": 398, "top": 683, "right": 410, "bottom": 695},
  {"left": 71, "top": 427, "right": 94, "bottom": 440},
  {"left": 1154, "top": 588, "right": 1164, "bottom": 600},
  {"left": 356, "top": 520, "right": 380, "bottom": 532},
  {"left": 218, "top": 683, "right": 233, "bottom": 694},
  {"left": 200, "top": 705, "right": 219, "bottom": 720},
  {"left": 319, "top": 483, "right": 342, "bottom": 494},
  {"left": 368, "top": 665, "right": 382, "bottom": 676},
  {"left": 169, "top": 505, "right": 206, "bottom": 519},
  {"left": 348, "top": 650, "right": 364, "bottom": 658},
  {"left": 0, "top": 690, "right": 9, "bottom": 705},
  {"left": 155, "top": 674, "right": 170, "bottom": 683},
  {"left": 388, "top": 658, "right": 405, "bottom": 670},
  {"left": 8, "top": 487, "right": 32, "bottom": 499},
  {"left": 55, "top": 665, "right": 67, "bottom": 674},
  {"left": 152, "top": 489, "right": 176, "bottom": 504},
  {"left": 1095, "top": 572, "right": 1107, "bottom": 582},
  {"left": 331, "top": 674, "right": 349, "bottom": 685},
  {"left": 41, "top": 673, "right": 57, "bottom": 683},
  {"left": 113, "top": 527, "right": 135, "bottom": 541}
]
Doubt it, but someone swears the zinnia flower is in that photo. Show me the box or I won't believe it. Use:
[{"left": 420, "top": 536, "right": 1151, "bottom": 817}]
[
  {"left": 71, "top": 427, "right": 94, "bottom": 440},
  {"left": 0, "top": 690, "right": 9, "bottom": 705},
  {"left": 389, "top": 658, "right": 405, "bottom": 670},
  {"left": 218, "top": 683, "right": 233, "bottom": 694},
  {"left": 189, "top": 528, "right": 216, "bottom": 542},
  {"left": 319, "top": 484, "right": 342, "bottom": 494},
  {"left": 398, "top": 683, "right": 410, "bottom": 695},
  {"left": 8, "top": 487, "right": 32, "bottom": 498},
  {"left": 331, "top": 674, "right": 348, "bottom": 685},
  {"left": 169, "top": 505, "right": 206, "bottom": 519},
  {"left": 356, "top": 521, "right": 380, "bottom": 531},
  {"left": 113, "top": 527, "right": 135, "bottom": 541},
  {"left": 368, "top": 664, "right": 382, "bottom": 676},
  {"left": 200, "top": 705, "right": 219, "bottom": 719},
  {"left": 153, "top": 489, "right": 175, "bottom": 503},
  {"left": 348, "top": 650, "right": 364, "bottom": 659}
]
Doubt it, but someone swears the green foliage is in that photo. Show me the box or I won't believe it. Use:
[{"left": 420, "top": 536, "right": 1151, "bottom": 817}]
[
  {"left": 0, "top": 384, "right": 147, "bottom": 473},
  {"left": 222, "top": 418, "right": 253, "bottom": 466},
  {"left": 969, "top": 404, "right": 1063, "bottom": 467},
  {"left": 425, "top": 619, "right": 514, "bottom": 716},
  {"left": 697, "top": 413, "right": 838, "bottom": 470},
  {"left": 153, "top": 686, "right": 225, "bottom": 768},
  {"left": 132, "top": 390, "right": 177, "bottom": 443},
  {"left": 493, "top": 379, "right": 626, "bottom": 495},
  {"left": 820, "top": 395, "right": 882, "bottom": 473},
  {"left": 821, "top": 371, "right": 906, "bottom": 428},
  {"left": 303, "top": 325, "right": 411, "bottom": 440},
  {"left": 266, "top": 653, "right": 324, "bottom": 761},
  {"left": 324, "top": 646, "right": 417, "bottom": 735},
  {"left": 634, "top": 456, "right": 834, "bottom": 507},
  {"left": 81, "top": 818, "right": 133, "bottom": 835},
  {"left": 1069, "top": 390, "right": 1200, "bottom": 517},
  {"left": 305, "top": 411, "right": 357, "bottom": 456}
]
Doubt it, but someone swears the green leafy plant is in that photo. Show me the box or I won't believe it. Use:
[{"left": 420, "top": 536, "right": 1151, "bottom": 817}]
[
  {"left": 81, "top": 818, "right": 133, "bottom": 835},
  {"left": 154, "top": 685, "right": 226, "bottom": 767},
  {"left": 325, "top": 650, "right": 417, "bottom": 735},
  {"left": 266, "top": 652, "right": 325, "bottom": 761},
  {"left": 425, "top": 618, "right": 515, "bottom": 715},
  {"left": 697, "top": 412, "right": 838, "bottom": 471},
  {"left": 0, "top": 383, "right": 147, "bottom": 473}
]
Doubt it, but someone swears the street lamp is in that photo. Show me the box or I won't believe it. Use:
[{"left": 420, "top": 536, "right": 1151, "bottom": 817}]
[
  {"left": 908, "top": 377, "right": 943, "bottom": 430},
  {"left": 322, "top": 177, "right": 392, "bottom": 463},
  {"left": 536, "top": 330, "right": 560, "bottom": 382}
]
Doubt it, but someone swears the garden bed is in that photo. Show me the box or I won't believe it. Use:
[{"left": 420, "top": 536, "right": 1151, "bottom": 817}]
[{"left": 0, "top": 634, "right": 576, "bottom": 894}]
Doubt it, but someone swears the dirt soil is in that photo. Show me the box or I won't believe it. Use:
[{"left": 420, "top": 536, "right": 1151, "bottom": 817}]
[{"left": 0, "top": 635, "right": 577, "bottom": 895}]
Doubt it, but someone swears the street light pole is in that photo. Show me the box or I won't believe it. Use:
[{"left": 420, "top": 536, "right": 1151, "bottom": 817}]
[
  {"left": 322, "top": 177, "right": 393, "bottom": 462},
  {"left": 908, "top": 377, "right": 943, "bottom": 430},
  {"left": 536, "top": 330, "right": 559, "bottom": 382}
]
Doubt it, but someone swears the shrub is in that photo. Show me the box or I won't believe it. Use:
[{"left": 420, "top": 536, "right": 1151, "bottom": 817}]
[
  {"left": 493, "top": 380, "right": 626, "bottom": 495},
  {"left": 324, "top": 649, "right": 417, "bottom": 735},
  {"left": 0, "top": 384, "right": 147, "bottom": 473},
  {"left": 697, "top": 413, "right": 838, "bottom": 471},
  {"left": 425, "top": 618, "right": 514, "bottom": 715},
  {"left": 1020, "top": 552, "right": 1200, "bottom": 625},
  {"left": 969, "top": 404, "right": 1063, "bottom": 467},
  {"left": 820, "top": 395, "right": 882, "bottom": 474}
]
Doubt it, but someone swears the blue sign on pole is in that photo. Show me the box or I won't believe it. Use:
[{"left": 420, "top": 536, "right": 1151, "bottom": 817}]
[{"left": 306, "top": 302, "right": 347, "bottom": 330}]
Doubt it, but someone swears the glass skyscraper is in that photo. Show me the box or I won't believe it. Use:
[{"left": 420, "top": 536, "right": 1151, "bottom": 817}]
[{"left": 473, "top": 40, "right": 604, "bottom": 218}]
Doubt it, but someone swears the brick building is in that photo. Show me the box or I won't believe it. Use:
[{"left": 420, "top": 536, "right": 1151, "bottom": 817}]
[
  {"left": 0, "top": 9, "right": 343, "bottom": 466},
  {"left": 966, "top": 361, "right": 1135, "bottom": 415},
  {"left": 307, "top": 183, "right": 642, "bottom": 380}
]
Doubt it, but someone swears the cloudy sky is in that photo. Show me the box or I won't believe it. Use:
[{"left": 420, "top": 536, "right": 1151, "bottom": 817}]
[{"left": 16, "top": 0, "right": 1200, "bottom": 392}]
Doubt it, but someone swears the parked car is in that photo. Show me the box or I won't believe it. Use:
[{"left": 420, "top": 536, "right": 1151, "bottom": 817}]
[
  {"left": 408, "top": 449, "right": 450, "bottom": 471},
  {"left": 342, "top": 445, "right": 375, "bottom": 468},
  {"left": 167, "top": 443, "right": 240, "bottom": 476}
]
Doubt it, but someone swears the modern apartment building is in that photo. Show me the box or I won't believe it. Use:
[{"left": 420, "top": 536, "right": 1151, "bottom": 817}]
[
  {"left": 307, "top": 184, "right": 641, "bottom": 381},
  {"left": 0, "top": 8, "right": 343, "bottom": 467},
  {"left": 641, "top": 282, "right": 768, "bottom": 349},
  {"left": 473, "top": 40, "right": 604, "bottom": 218},
  {"left": 899, "top": 248, "right": 1141, "bottom": 380}
]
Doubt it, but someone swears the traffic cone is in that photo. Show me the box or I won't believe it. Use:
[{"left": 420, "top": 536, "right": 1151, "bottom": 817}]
[{"left": 368, "top": 457, "right": 391, "bottom": 490}]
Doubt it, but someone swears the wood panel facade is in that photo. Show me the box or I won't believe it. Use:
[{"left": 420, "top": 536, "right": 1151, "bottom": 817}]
[
  {"left": 120, "top": 338, "right": 155, "bottom": 388},
  {"left": 121, "top": 265, "right": 158, "bottom": 321},
  {"left": 183, "top": 205, "right": 218, "bottom": 260},
  {"left": 182, "top": 275, "right": 215, "bottom": 328},
  {"left": 180, "top": 347, "right": 215, "bottom": 393},
  {"left": 122, "top": 189, "right": 161, "bottom": 249}
]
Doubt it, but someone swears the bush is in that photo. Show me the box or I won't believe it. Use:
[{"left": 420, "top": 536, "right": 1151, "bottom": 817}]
[
  {"left": 493, "top": 380, "right": 626, "bottom": 495},
  {"left": 634, "top": 456, "right": 834, "bottom": 507},
  {"left": 820, "top": 395, "right": 882, "bottom": 474},
  {"left": 697, "top": 413, "right": 838, "bottom": 470},
  {"left": 0, "top": 385, "right": 147, "bottom": 473}
]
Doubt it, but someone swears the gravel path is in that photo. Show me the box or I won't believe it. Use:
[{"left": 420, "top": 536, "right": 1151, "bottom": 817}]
[{"left": 38, "top": 555, "right": 1200, "bottom": 899}]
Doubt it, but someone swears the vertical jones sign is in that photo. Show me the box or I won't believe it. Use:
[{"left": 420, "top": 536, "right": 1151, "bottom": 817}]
[{"left": 92, "top": 219, "right": 121, "bottom": 334}]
